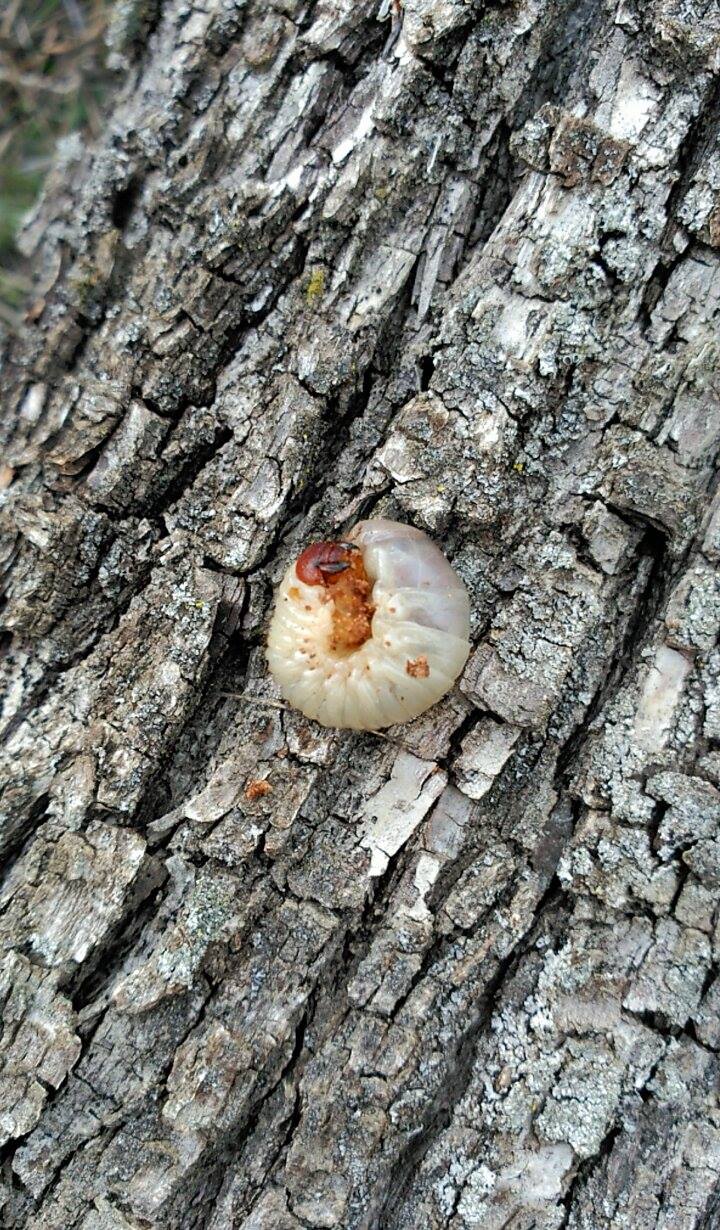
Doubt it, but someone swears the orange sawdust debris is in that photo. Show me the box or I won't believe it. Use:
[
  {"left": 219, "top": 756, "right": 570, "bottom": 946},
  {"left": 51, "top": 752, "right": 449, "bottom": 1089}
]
[
  {"left": 244, "top": 779, "right": 272, "bottom": 800},
  {"left": 326, "top": 551, "right": 375, "bottom": 652},
  {"left": 405, "top": 655, "right": 429, "bottom": 678}
]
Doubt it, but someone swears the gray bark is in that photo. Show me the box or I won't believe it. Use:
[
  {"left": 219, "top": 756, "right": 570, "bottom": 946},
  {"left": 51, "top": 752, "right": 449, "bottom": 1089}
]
[{"left": 1, "top": 0, "right": 719, "bottom": 1227}]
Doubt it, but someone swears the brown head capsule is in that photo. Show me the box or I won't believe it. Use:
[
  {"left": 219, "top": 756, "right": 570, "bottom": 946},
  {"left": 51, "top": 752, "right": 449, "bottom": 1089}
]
[{"left": 296, "top": 540, "right": 374, "bottom": 652}]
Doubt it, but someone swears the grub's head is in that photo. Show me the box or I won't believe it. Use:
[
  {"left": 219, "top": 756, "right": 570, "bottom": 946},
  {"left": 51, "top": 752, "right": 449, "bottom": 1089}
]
[{"left": 295, "top": 539, "right": 374, "bottom": 652}]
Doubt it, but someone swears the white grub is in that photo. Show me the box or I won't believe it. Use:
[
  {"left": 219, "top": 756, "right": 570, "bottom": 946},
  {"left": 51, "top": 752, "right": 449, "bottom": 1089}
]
[{"left": 266, "top": 518, "right": 471, "bottom": 730}]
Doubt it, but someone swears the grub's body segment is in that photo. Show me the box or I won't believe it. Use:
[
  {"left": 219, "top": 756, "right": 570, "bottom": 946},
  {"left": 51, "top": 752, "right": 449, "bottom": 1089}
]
[{"left": 266, "top": 519, "right": 471, "bottom": 730}]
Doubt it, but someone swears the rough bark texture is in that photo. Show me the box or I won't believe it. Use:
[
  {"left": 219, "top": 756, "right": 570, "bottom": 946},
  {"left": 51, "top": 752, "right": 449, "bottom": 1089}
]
[{"left": 1, "top": 0, "right": 720, "bottom": 1227}]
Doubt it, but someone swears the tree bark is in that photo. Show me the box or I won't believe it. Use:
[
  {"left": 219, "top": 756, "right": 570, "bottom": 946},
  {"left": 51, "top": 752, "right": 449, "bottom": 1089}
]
[{"left": 1, "top": 0, "right": 720, "bottom": 1227}]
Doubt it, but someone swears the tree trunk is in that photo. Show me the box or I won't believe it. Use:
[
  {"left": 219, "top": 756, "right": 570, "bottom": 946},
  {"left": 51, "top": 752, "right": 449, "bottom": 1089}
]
[{"left": 1, "top": 0, "right": 720, "bottom": 1226}]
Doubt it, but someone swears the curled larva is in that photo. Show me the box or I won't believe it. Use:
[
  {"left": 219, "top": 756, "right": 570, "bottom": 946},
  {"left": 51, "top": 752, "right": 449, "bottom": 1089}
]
[{"left": 266, "top": 518, "right": 471, "bottom": 730}]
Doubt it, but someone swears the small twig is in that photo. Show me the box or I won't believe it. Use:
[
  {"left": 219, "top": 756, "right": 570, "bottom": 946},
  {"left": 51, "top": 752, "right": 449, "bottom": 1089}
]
[
  {"left": 13, "top": 14, "right": 32, "bottom": 51},
  {"left": 0, "top": 0, "right": 22, "bottom": 39},
  {"left": 217, "top": 692, "right": 423, "bottom": 755},
  {"left": 61, "top": 0, "right": 86, "bottom": 34},
  {"left": 0, "top": 67, "right": 81, "bottom": 94},
  {"left": 365, "top": 728, "right": 429, "bottom": 757},
  {"left": 43, "top": 21, "right": 109, "bottom": 56},
  {"left": 219, "top": 691, "right": 289, "bottom": 710}
]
